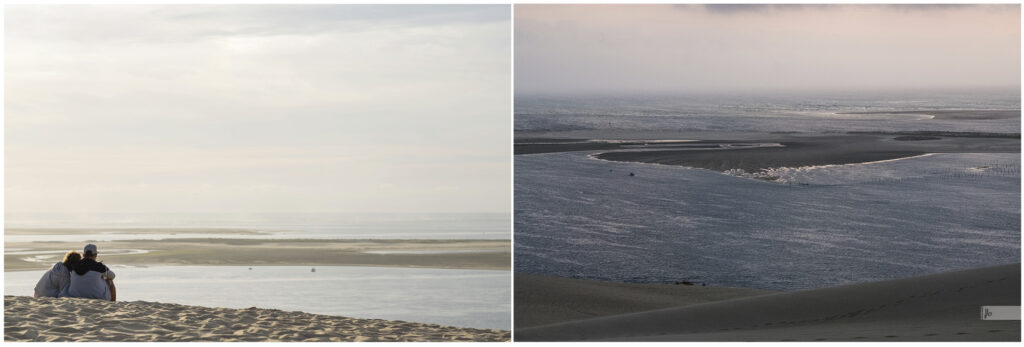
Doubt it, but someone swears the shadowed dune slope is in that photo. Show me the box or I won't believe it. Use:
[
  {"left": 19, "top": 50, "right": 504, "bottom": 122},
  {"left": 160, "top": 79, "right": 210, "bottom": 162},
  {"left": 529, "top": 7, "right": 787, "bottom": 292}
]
[{"left": 516, "top": 264, "right": 1020, "bottom": 342}]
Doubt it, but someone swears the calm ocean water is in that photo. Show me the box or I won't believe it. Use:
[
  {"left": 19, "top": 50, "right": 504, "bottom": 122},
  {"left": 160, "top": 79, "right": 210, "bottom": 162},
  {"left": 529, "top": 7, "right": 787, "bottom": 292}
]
[
  {"left": 5, "top": 213, "right": 509, "bottom": 241},
  {"left": 515, "top": 90, "right": 1020, "bottom": 134},
  {"left": 6, "top": 266, "right": 511, "bottom": 330}
]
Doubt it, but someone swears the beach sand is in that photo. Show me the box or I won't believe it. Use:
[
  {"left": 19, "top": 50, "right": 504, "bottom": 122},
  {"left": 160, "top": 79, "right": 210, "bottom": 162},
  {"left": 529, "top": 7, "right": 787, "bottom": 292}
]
[
  {"left": 5, "top": 229, "right": 510, "bottom": 271},
  {"left": 4, "top": 296, "right": 510, "bottom": 342},
  {"left": 515, "top": 273, "right": 773, "bottom": 328},
  {"left": 515, "top": 264, "right": 1021, "bottom": 341}
]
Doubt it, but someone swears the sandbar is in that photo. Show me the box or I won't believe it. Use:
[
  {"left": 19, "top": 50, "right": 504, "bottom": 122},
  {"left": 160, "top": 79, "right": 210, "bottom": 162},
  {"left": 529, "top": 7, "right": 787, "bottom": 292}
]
[
  {"left": 517, "top": 133, "right": 1019, "bottom": 173},
  {"left": 5, "top": 229, "right": 510, "bottom": 271}
]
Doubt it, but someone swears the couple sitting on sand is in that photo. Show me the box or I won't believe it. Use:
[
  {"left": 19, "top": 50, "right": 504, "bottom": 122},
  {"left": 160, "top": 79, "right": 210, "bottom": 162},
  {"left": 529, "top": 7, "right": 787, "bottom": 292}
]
[{"left": 33, "top": 244, "right": 117, "bottom": 302}]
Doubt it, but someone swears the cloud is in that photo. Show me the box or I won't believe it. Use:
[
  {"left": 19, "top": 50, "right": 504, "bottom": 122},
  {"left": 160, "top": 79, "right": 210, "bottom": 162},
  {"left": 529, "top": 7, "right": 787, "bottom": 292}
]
[
  {"left": 6, "top": 5, "right": 511, "bottom": 214},
  {"left": 6, "top": 5, "right": 509, "bottom": 43},
  {"left": 698, "top": 4, "right": 1004, "bottom": 15},
  {"left": 699, "top": 4, "right": 823, "bottom": 14}
]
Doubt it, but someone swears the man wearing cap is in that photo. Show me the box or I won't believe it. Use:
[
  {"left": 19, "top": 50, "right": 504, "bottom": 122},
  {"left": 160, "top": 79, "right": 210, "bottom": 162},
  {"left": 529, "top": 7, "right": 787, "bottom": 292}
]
[{"left": 62, "top": 244, "right": 116, "bottom": 301}]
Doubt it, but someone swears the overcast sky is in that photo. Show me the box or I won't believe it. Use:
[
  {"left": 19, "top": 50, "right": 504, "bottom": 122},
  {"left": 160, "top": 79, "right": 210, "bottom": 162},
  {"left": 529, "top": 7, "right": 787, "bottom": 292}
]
[
  {"left": 516, "top": 4, "right": 1020, "bottom": 95},
  {"left": 6, "top": 5, "right": 510, "bottom": 214}
]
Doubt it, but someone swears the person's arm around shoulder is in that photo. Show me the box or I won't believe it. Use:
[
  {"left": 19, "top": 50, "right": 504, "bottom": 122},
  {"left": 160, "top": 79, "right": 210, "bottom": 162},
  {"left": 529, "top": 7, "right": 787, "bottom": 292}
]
[
  {"left": 102, "top": 268, "right": 115, "bottom": 280},
  {"left": 102, "top": 269, "right": 116, "bottom": 301},
  {"left": 106, "top": 278, "right": 116, "bottom": 302}
]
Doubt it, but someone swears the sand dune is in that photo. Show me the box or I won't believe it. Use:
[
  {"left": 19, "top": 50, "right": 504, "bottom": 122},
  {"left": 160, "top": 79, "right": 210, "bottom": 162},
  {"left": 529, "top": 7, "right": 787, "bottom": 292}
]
[
  {"left": 4, "top": 296, "right": 509, "bottom": 342},
  {"left": 515, "top": 273, "right": 773, "bottom": 328},
  {"left": 516, "top": 264, "right": 1020, "bottom": 341}
]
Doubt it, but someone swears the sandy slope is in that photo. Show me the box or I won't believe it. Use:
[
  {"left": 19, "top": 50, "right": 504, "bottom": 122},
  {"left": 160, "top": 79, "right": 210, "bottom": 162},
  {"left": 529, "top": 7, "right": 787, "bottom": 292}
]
[
  {"left": 4, "top": 296, "right": 509, "bottom": 342},
  {"left": 515, "top": 273, "right": 773, "bottom": 328},
  {"left": 516, "top": 264, "right": 1020, "bottom": 341}
]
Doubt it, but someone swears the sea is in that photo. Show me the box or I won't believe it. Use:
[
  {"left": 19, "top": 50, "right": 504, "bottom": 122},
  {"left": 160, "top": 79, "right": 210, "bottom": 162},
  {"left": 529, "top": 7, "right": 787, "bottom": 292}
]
[
  {"left": 515, "top": 89, "right": 1020, "bottom": 134},
  {"left": 4, "top": 212, "right": 511, "bottom": 330},
  {"left": 5, "top": 212, "right": 509, "bottom": 241},
  {"left": 514, "top": 90, "right": 1021, "bottom": 291}
]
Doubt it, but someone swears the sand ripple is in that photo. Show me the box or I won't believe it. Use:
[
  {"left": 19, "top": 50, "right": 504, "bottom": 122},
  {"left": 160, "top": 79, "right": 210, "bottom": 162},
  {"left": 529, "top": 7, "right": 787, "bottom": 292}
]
[{"left": 4, "top": 296, "right": 509, "bottom": 342}]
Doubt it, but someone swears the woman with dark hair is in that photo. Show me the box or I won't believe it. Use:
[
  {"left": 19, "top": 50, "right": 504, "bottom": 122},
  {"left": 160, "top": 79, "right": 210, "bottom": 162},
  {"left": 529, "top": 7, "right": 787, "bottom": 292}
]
[{"left": 33, "top": 251, "right": 82, "bottom": 298}]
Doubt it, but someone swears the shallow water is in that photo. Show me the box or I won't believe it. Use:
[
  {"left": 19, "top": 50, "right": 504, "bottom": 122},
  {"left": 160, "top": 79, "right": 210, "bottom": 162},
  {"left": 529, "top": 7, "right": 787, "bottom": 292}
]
[
  {"left": 6, "top": 266, "right": 511, "bottom": 330},
  {"left": 515, "top": 151, "right": 1020, "bottom": 291}
]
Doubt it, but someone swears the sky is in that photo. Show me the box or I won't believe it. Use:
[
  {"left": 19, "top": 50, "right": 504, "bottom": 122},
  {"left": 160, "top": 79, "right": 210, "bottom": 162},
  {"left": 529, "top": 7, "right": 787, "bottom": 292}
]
[
  {"left": 515, "top": 4, "right": 1021, "bottom": 95},
  {"left": 6, "top": 5, "right": 511, "bottom": 214}
]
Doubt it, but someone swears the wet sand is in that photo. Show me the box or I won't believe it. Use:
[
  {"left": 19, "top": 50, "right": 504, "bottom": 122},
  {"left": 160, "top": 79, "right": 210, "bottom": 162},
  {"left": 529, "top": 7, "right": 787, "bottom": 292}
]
[
  {"left": 518, "top": 133, "right": 1019, "bottom": 173},
  {"left": 5, "top": 229, "right": 510, "bottom": 271},
  {"left": 516, "top": 264, "right": 1021, "bottom": 341},
  {"left": 515, "top": 138, "right": 737, "bottom": 155},
  {"left": 593, "top": 135, "right": 926, "bottom": 173},
  {"left": 4, "top": 296, "right": 509, "bottom": 342}
]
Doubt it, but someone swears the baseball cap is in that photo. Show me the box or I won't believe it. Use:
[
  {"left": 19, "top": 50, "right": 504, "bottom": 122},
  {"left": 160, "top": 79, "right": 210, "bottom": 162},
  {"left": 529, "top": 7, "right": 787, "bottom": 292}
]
[{"left": 84, "top": 244, "right": 98, "bottom": 255}]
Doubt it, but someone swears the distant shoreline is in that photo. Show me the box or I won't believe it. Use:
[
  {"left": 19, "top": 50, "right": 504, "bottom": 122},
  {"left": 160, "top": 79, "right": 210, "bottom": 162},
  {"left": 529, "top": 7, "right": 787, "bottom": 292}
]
[
  {"left": 4, "top": 227, "right": 268, "bottom": 235},
  {"left": 5, "top": 229, "right": 510, "bottom": 271},
  {"left": 836, "top": 110, "right": 1020, "bottom": 121}
]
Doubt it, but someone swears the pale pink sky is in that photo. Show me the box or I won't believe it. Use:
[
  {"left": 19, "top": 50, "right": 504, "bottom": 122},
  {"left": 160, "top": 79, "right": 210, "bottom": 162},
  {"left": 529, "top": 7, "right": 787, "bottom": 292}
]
[{"left": 516, "top": 4, "right": 1021, "bottom": 94}]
